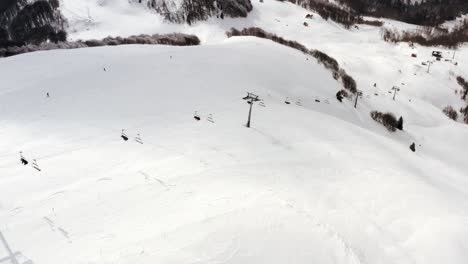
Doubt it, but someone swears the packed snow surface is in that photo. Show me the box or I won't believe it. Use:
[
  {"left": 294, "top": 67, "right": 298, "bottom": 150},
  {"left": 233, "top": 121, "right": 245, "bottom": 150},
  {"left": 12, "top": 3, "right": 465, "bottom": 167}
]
[{"left": 1, "top": 0, "right": 468, "bottom": 263}]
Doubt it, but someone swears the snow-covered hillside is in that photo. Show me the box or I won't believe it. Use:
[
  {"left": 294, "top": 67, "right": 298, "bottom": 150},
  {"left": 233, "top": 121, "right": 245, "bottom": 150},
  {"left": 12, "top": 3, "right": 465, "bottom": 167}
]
[
  {"left": 1, "top": 36, "right": 468, "bottom": 264},
  {"left": 1, "top": 0, "right": 468, "bottom": 264}
]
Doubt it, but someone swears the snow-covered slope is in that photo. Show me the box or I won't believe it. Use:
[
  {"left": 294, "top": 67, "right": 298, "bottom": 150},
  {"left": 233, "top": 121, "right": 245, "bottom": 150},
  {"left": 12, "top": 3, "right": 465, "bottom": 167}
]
[
  {"left": 2, "top": 0, "right": 468, "bottom": 264},
  {"left": 1, "top": 36, "right": 468, "bottom": 264}
]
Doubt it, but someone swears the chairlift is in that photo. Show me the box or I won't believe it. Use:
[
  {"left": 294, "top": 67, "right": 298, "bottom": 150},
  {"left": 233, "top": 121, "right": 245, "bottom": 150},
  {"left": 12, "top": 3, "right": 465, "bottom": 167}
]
[
  {"left": 32, "top": 159, "right": 41, "bottom": 172},
  {"left": 194, "top": 111, "right": 201, "bottom": 121},
  {"left": 207, "top": 114, "right": 215, "bottom": 123},
  {"left": 259, "top": 101, "right": 266, "bottom": 107},
  {"left": 135, "top": 134, "right": 143, "bottom": 144},
  {"left": 284, "top": 97, "right": 291, "bottom": 104},
  {"left": 19, "top": 151, "right": 28, "bottom": 165},
  {"left": 121, "top": 129, "right": 129, "bottom": 141}
]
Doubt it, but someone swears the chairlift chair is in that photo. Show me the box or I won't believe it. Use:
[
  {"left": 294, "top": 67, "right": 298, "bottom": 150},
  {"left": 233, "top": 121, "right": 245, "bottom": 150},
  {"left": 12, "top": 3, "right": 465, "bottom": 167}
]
[
  {"left": 284, "top": 97, "right": 291, "bottom": 104},
  {"left": 135, "top": 134, "right": 143, "bottom": 144},
  {"left": 121, "top": 129, "right": 129, "bottom": 141},
  {"left": 19, "top": 151, "right": 28, "bottom": 165},
  {"left": 32, "top": 159, "right": 41, "bottom": 171},
  {"left": 207, "top": 114, "right": 215, "bottom": 123},
  {"left": 194, "top": 111, "right": 201, "bottom": 121}
]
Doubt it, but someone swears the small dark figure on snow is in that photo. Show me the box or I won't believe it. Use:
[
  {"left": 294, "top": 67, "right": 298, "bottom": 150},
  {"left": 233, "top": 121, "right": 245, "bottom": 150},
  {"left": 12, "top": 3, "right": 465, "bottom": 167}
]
[
  {"left": 409, "top": 142, "right": 416, "bottom": 152},
  {"left": 373, "top": 83, "right": 377, "bottom": 88},
  {"left": 46, "top": 92, "right": 50, "bottom": 98},
  {"left": 20, "top": 151, "right": 28, "bottom": 165},
  {"left": 121, "top": 129, "right": 129, "bottom": 141},
  {"left": 220, "top": 12, "right": 224, "bottom": 19},
  {"left": 103, "top": 67, "right": 107, "bottom": 72}
]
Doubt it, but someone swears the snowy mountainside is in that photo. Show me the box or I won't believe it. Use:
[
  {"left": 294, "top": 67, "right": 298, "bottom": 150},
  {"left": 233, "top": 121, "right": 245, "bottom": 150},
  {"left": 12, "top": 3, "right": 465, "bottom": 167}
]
[
  {"left": 61, "top": 0, "right": 251, "bottom": 29},
  {"left": 1, "top": 36, "right": 468, "bottom": 264},
  {"left": 1, "top": 0, "right": 468, "bottom": 263}
]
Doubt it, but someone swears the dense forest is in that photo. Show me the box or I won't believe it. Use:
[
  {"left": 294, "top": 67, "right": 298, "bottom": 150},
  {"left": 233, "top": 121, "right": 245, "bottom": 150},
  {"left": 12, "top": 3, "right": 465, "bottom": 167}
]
[
  {"left": 338, "top": 0, "right": 468, "bottom": 26},
  {"left": 0, "top": 0, "right": 66, "bottom": 48}
]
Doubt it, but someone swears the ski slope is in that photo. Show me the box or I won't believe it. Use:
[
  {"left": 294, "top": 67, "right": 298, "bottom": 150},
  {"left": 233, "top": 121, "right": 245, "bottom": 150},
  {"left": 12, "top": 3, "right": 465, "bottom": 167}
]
[
  {"left": 1, "top": 36, "right": 468, "bottom": 264},
  {"left": 60, "top": 0, "right": 468, "bottom": 114},
  {"left": 1, "top": 0, "right": 468, "bottom": 263}
]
